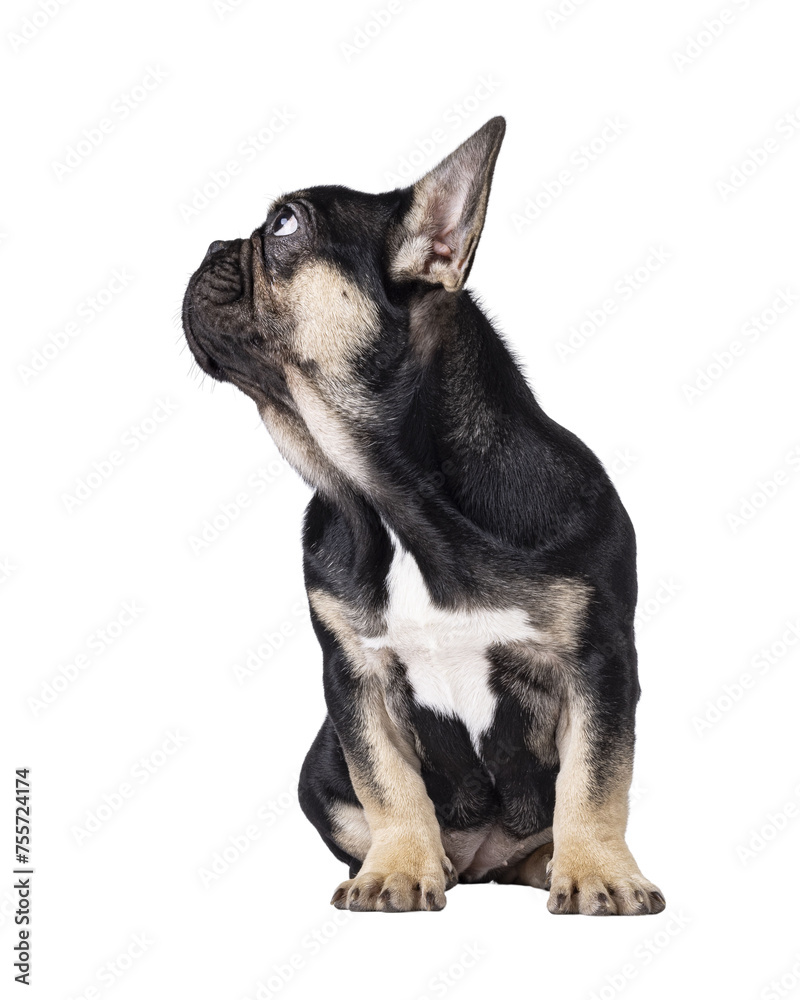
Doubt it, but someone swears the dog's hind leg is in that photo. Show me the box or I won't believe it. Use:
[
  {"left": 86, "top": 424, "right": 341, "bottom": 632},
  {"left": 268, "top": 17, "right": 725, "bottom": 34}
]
[
  {"left": 495, "top": 841, "right": 554, "bottom": 889},
  {"left": 298, "top": 715, "right": 368, "bottom": 876}
]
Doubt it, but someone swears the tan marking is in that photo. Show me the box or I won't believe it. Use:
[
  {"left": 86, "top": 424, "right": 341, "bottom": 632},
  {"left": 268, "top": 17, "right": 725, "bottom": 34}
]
[
  {"left": 552, "top": 697, "right": 631, "bottom": 853},
  {"left": 251, "top": 254, "right": 382, "bottom": 496},
  {"left": 390, "top": 231, "right": 434, "bottom": 285},
  {"left": 329, "top": 802, "right": 371, "bottom": 861},
  {"left": 532, "top": 579, "right": 592, "bottom": 654},
  {"left": 284, "top": 368, "right": 375, "bottom": 492},
  {"left": 286, "top": 260, "right": 379, "bottom": 373},
  {"left": 546, "top": 696, "right": 665, "bottom": 915},
  {"left": 258, "top": 403, "right": 343, "bottom": 496},
  {"left": 308, "top": 589, "right": 383, "bottom": 674},
  {"left": 311, "top": 589, "right": 455, "bottom": 909},
  {"left": 330, "top": 678, "right": 455, "bottom": 912}
]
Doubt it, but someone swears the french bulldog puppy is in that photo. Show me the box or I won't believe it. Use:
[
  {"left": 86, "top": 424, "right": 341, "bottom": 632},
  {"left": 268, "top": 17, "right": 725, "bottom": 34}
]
[{"left": 182, "top": 117, "right": 665, "bottom": 915}]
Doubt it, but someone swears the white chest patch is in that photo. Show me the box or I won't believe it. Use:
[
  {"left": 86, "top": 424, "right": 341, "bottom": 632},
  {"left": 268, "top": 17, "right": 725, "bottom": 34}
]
[{"left": 362, "top": 530, "right": 540, "bottom": 752}]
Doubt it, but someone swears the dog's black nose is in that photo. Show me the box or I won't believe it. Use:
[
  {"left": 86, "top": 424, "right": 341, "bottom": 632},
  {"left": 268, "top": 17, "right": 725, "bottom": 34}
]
[{"left": 205, "top": 240, "right": 226, "bottom": 259}]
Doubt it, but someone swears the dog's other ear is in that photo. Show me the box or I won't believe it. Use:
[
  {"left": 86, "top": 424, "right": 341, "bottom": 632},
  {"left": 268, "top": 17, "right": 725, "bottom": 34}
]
[{"left": 388, "top": 116, "right": 506, "bottom": 293}]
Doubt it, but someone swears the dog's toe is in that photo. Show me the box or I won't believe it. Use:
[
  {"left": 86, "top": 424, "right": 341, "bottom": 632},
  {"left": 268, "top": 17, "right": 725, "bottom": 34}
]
[{"left": 331, "top": 869, "right": 449, "bottom": 912}]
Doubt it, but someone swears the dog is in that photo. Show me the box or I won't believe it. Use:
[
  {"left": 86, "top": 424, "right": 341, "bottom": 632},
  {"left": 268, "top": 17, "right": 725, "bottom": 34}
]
[{"left": 181, "top": 116, "right": 665, "bottom": 915}]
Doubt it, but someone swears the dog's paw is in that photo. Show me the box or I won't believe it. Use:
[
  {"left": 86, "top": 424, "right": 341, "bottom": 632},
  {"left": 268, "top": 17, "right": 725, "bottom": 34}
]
[
  {"left": 496, "top": 841, "right": 554, "bottom": 889},
  {"left": 330, "top": 857, "right": 456, "bottom": 912},
  {"left": 546, "top": 848, "right": 665, "bottom": 916}
]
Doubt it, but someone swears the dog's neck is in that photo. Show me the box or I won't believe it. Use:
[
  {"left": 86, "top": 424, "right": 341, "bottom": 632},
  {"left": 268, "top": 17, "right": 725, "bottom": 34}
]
[{"left": 263, "top": 288, "right": 581, "bottom": 600}]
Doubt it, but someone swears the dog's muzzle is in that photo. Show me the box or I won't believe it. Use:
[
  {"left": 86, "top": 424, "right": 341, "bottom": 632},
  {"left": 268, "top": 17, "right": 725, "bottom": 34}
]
[{"left": 182, "top": 238, "right": 254, "bottom": 381}]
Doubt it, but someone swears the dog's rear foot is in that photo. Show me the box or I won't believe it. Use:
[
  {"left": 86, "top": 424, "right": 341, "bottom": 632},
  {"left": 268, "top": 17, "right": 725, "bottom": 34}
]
[{"left": 496, "top": 841, "right": 553, "bottom": 889}]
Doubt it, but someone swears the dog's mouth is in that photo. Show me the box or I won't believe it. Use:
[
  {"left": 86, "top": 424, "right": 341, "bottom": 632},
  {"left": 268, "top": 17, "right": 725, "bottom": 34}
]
[
  {"left": 181, "top": 243, "right": 285, "bottom": 406},
  {"left": 181, "top": 292, "right": 229, "bottom": 382},
  {"left": 181, "top": 237, "right": 254, "bottom": 383}
]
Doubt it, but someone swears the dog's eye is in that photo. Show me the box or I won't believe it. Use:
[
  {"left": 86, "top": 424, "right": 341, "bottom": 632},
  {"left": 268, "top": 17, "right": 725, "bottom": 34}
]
[{"left": 271, "top": 207, "right": 298, "bottom": 237}]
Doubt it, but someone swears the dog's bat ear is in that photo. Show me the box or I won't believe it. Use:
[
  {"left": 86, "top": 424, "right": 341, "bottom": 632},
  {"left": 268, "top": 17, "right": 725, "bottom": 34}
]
[{"left": 387, "top": 116, "right": 506, "bottom": 293}]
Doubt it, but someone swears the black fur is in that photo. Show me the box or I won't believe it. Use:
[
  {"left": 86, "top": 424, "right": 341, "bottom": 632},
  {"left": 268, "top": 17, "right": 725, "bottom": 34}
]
[{"left": 182, "top": 118, "right": 653, "bottom": 905}]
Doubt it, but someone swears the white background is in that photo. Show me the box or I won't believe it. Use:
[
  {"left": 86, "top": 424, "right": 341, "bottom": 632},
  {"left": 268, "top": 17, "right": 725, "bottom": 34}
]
[{"left": 3, "top": 0, "right": 800, "bottom": 998}]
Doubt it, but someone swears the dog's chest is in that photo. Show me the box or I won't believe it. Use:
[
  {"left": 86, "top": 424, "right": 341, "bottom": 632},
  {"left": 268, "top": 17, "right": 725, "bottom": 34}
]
[{"left": 362, "top": 532, "right": 539, "bottom": 750}]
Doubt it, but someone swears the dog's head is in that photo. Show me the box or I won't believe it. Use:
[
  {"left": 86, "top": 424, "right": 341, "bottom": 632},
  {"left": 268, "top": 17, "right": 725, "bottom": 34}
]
[{"left": 182, "top": 117, "right": 505, "bottom": 488}]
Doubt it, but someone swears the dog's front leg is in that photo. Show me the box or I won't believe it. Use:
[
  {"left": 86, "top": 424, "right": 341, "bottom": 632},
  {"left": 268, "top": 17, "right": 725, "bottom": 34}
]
[
  {"left": 547, "top": 678, "right": 665, "bottom": 916},
  {"left": 326, "top": 652, "right": 457, "bottom": 912}
]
